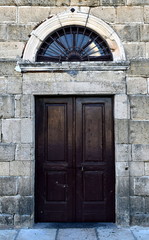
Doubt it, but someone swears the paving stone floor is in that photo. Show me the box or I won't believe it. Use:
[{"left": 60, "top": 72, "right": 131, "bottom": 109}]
[{"left": 0, "top": 223, "right": 149, "bottom": 240}]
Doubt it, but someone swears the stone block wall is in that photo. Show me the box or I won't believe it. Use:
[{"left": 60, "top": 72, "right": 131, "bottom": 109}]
[
  {"left": 126, "top": 62, "right": 149, "bottom": 226},
  {"left": 0, "top": 0, "right": 149, "bottom": 227}
]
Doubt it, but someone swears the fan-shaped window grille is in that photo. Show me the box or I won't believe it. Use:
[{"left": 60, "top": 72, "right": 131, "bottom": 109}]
[{"left": 36, "top": 25, "right": 113, "bottom": 62}]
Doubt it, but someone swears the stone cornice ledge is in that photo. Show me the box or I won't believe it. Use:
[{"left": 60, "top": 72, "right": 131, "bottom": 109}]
[{"left": 15, "top": 61, "right": 130, "bottom": 73}]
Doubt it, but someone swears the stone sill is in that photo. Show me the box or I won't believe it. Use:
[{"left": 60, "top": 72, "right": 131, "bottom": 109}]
[{"left": 15, "top": 61, "right": 130, "bottom": 73}]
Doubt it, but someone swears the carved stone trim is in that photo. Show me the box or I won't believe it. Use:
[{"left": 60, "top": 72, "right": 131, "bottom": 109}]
[
  {"left": 23, "top": 9, "right": 126, "bottom": 62},
  {"left": 16, "top": 61, "right": 129, "bottom": 73}
]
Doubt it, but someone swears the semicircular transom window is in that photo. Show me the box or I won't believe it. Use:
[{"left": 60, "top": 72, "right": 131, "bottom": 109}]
[{"left": 36, "top": 25, "right": 113, "bottom": 62}]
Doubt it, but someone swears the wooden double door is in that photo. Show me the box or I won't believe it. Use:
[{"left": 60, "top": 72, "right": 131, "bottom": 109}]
[{"left": 35, "top": 96, "right": 115, "bottom": 222}]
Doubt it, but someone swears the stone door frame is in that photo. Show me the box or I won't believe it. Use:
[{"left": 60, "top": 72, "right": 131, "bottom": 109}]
[
  {"left": 19, "top": 63, "right": 130, "bottom": 226},
  {"left": 18, "top": 9, "right": 130, "bottom": 226}
]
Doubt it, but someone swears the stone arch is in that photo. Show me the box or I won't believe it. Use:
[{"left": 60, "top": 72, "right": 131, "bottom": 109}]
[{"left": 23, "top": 9, "right": 126, "bottom": 62}]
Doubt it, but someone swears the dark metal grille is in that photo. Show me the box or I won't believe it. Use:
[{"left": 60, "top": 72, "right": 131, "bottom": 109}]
[{"left": 36, "top": 25, "right": 113, "bottom": 62}]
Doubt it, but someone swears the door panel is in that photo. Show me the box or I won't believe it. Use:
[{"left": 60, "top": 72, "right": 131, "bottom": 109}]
[
  {"left": 47, "top": 104, "right": 66, "bottom": 161},
  {"left": 75, "top": 97, "right": 114, "bottom": 222},
  {"left": 35, "top": 96, "right": 115, "bottom": 222},
  {"left": 83, "top": 171, "right": 104, "bottom": 201},
  {"left": 83, "top": 104, "right": 103, "bottom": 162},
  {"left": 35, "top": 97, "right": 74, "bottom": 222}
]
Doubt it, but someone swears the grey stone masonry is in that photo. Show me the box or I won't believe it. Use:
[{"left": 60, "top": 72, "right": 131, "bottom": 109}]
[
  {"left": 0, "top": 0, "right": 149, "bottom": 229},
  {"left": 0, "top": 144, "right": 15, "bottom": 161}
]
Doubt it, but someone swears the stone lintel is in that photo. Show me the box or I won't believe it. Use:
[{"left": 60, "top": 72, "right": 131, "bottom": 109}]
[{"left": 15, "top": 61, "right": 130, "bottom": 73}]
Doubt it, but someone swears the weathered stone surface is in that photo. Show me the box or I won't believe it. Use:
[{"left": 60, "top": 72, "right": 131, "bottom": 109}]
[
  {"left": 90, "top": 7, "right": 116, "bottom": 23},
  {"left": 145, "top": 163, "right": 149, "bottom": 176},
  {"left": 127, "top": 0, "right": 149, "bottom": 6},
  {"left": 115, "top": 119, "right": 129, "bottom": 144},
  {"left": 0, "top": 77, "right": 7, "bottom": 94},
  {"left": 0, "top": 177, "right": 18, "bottom": 196},
  {"left": 18, "top": 196, "right": 33, "bottom": 215},
  {"left": 116, "top": 162, "right": 129, "bottom": 177},
  {"left": 15, "top": 144, "right": 32, "bottom": 161},
  {"left": 49, "top": 6, "right": 68, "bottom": 15},
  {"left": 0, "top": 1, "right": 149, "bottom": 229},
  {"left": 21, "top": 119, "right": 33, "bottom": 143},
  {"left": 146, "top": 43, "right": 149, "bottom": 59},
  {"left": 0, "top": 0, "right": 101, "bottom": 6},
  {"left": 57, "top": 228, "right": 97, "bottom": 240},
  {"left": 117, "top": 6, "right": 144, "bottom": 23},
  {"left": 17, "top": 229, "right": 57, "bottom": 240},
  {"left": 23, "top": 71, "right": 126, "bottom": 94},
  {"left": 130, "top": 176, "right": 135, "bottom": 196},
  {"left": 130, "top": 96, "right": 149, "bottom": 120},
  {"left": 21, "top": 95, "right": 31, "bottom": 118},
  {"left": 31, "top": 0, "right": 56, "bottom": 6},
  {"left": 129, "top": 60, "right": 149, "bottom": 76},
  {"left": 0, "top": 0, "right": 17, "bottom": 5},
  {"left": 16, "top": 0, "right": 36, "bottom": 6},
  {"left": 0, "top": 196, "right": 19, "bottom": 214},
  {"left": 2, "top": 119, "right": 21, "bottom": 143},
  {"left": 14, "top": 214, "right": 31, "bottom": 227},
  {"left": 18, "top": 177, "right": 31, "bottom": 195},
  {"left": 7, "top": 24, "right": 34, "bottom": 41},
  {"left": 127, "top": 77, "right": 147, "bottom": 95},
  {"left": 0, "top": 25, "right": 7, "bottom": 41},
  {"left": 0, "top": 7, "right": 16, "bottom": 22},
  {"left": 10, "top": 161, "right": 30, "bottom": 176},
  {"left": 116, "top": 197, "right": 130, "bottom": 226},
  {"left": 0, "top": 120, "right": 2, "bottom": 143},
  {"left": 114, "top": 24, "right": 140, "bottom": 42},
  {"left": 117, "top": 177, "right": 129, "bottom": 197},
  {"left": 97, "top": 227, "right": 135, "bottom": 240},
  {"left": 132, "top": 145, "right": 149, "bottom": 162},
  {"left": 15, "top": 95, "right": 21, "bottom": 118},
  {"left": 102, "top": 0, "right": 125, "bottom": 5},
  {"left": 0, "top": 215, "right": 14, "bottom": 227},
  {"left": 7, "top": 76, "right": 22, "bottom": 94},
  {"left": 140, "top": 24, "right": 149, "bottom": 42},
  {"left": 56, "top": 0, "right": 70, "bottom": 6},
  {"left": 130, "top": 121, "right": 149, "bottom": 144},
  {"left": 130, "top": 162, "right": 144, "bottom": 177},
  {"left": 0, "top": 61, "right": 19, "bottom": 76},
  {"left": 124, "top": 43, "right": 146, "bottom": 59},
  {"left": 71, "top": 0, "right": 100, "bottom": 7},
  {"left": 0, "top": 162, "right": 9, "bottom": 176},
  {"left": 0, "top": 144, "right": 15, "bottom": 162},
  {"left": 0, "top": 42, "right": 25, "bottom": 59},
  {"left": 132, "top": 226, "right": 149, "bottom": 238},
  {"left": 0, "top": 95, "right": 15, "bottom": 118},
  {"left": 18, "top": 7, "right": 51, "bottom": 24},
  {"left": 130, "top": 196, "right": 145, "bottom": 214},
  {"left": 145, "top": 197, "right": 149, "bottom": 213},
  {"left": 134, "top": 176, "right": 149, "bottom": 196},
  {"left": 144, "top": 6, "right": 149, "bottom": 23},
  {"left": 115, "top": 94, "right": 129, "bottom": 119},
  {"left": 115, "top": 144, "right": 131, "bottom": 162},
  {"left": 130, "top": 214, "right": 149, "bottom": 226}
]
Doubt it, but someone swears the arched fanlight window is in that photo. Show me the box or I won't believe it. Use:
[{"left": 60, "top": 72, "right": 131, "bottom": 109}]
[{"left": 36, "top": 25, "right": 113, "bottom": 62}]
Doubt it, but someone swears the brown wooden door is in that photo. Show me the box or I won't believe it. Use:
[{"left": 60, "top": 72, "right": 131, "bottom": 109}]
[{"left": 35, "top": 96, "right": 115, "bottom": 222}]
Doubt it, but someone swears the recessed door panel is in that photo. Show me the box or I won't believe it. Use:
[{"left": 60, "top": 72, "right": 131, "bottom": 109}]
[
  {"left": 45, "top": 171, "right": 68, "bottom": 201},
  {"left": 35, "top": 96, "right": 115, "bottom": 222},
  {"left": 83, "top": 104, "right": 103, "bottom": 162},
  {"left": 83, "top": 171, "right": 104, "bottom": 201},
  {"left": 47, "top": 104, "right": 66, "bottom": 162}
]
